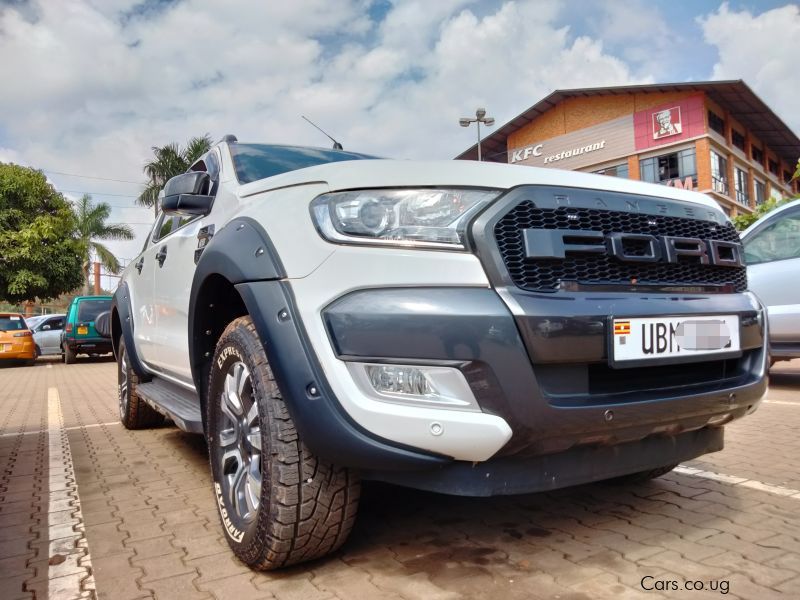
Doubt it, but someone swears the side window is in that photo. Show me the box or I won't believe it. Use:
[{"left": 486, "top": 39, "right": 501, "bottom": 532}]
[
  {"left": 744, "top": 208, "right": 800, "bottom": 265},
  {"left": 152, "top": 212, "right": 176, "bottom": 243},
  {"left": 46, "top": 317, "right": 64, "bottom": 330}
]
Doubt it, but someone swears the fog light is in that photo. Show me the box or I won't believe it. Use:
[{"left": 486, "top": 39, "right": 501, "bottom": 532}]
[
  {"left": 366, "top": 365, "right": 435, "bottom": 396},
  {"left": 347, "top": 362, "right": 480, "bottom": 411}
]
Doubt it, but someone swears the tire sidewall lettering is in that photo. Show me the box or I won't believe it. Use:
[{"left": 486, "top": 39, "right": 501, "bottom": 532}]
[{"left": 210, "top": 337, "right": 258, "bottom": 547}]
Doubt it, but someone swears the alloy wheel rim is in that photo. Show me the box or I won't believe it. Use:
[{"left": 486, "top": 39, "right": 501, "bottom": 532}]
[
  {"left": 119, "top": 350, "right": 129, "bottom": 419},
  {"left": 218, "top": 360, "right": 262, "bottom": 523}
]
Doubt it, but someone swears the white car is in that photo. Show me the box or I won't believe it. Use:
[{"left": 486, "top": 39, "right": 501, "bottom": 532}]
[
  {"left": 742, "top": 198, "right": 800, "bottom": 363},
  {"left": 109, "top": 137, "right": 767, "bottom": 570},
  {"left": 30, "top": 313, "right": 66, "bottom": 357}
]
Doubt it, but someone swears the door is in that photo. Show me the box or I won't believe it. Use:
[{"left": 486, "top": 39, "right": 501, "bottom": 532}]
[
  {"left": 150, "top": 150, "right": 221, "bottom": 385},
  {"left": 744, "top": 205, "right": 800, "bottom": 345},
  {"left": 36, "top": 316, "right": 65, "bottom": 354},
  {"left": 130, "top": 214, "right": 172, "bottom": 366}
]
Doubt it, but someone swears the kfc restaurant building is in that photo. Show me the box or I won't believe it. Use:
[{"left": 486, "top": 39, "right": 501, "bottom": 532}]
[{"left": 456, "top": 81, "right": 799, "bottom": 216}]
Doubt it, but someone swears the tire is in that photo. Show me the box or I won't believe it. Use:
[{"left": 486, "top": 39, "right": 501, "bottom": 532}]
[
  {"left": 118, "top": 337, "right": 163, "bottom": 429},
  {"left": 611, "top": 463, "right": 679, "bottom": 484},
  {"left": 207, "top": 316, "right": 360, "bottom": 570},
  {"left": 34, "top": 345, "right": 41, "bottom": 359},
  {"left": 64, "top": 345, "right": 77, "bottom": 364}
]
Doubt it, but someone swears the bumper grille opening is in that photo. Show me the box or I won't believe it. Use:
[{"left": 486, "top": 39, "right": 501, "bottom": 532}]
[
  {"left": 495, "top": 202, "right": 747, "bottom": 292},
  {"left": 535, "top": 352, "right": 753, "bottom": 407}
]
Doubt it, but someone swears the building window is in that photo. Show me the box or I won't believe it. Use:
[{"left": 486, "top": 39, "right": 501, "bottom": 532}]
[
  {"left": 593, "top": 164, "right": 629, "bottom": 178},
  {"left": 751, "top": 146, "right": 764, "bottom": 164},
  {"left": 784, "top": 170, "right": 793, "bottom": 184},
  {"left": 708, "top": 111, "right": 725, "bottom": 135},
  {"left": 639, "top": 148, "right": 696, "bottom": 185},
  {"left": 734, "top": 167, "right": 749, "bottom": 205},
  {"left": 731, "top": 130, "right": 746, "bottom": 151},
  {"left": 710, "top": 150, "right": 729, "bottom": 195},
  {"left": 754, "top": 180, "right": 766, "bottom": 206},
  {"left": 768, "top": 159, "right": 779, "bottom": 175}
]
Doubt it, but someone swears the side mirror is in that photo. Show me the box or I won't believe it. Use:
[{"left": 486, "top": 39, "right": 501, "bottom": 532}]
[
  {"left": 161, "top": 172, "right": 215, "bottom": 216},
  {"left": 42, "top": 324, "right": 51, "bottom": 331}
]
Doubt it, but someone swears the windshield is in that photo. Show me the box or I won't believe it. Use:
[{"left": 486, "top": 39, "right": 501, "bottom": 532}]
[
  {"left": 77, "top": 299, "right": 110, "bottom": 322},
  {"left": 230, "top": 144, "right": 379, "bottom": 184},
  {"left": 0, "top": 315, "right": 28, "bottom": 332}
]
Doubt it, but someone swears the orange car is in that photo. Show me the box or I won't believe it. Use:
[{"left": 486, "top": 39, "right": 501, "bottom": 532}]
[{"left": 0, "top": 313, "right": 36, "bottom": 365}]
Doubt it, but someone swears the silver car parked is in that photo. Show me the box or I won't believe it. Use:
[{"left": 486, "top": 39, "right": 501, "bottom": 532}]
[
  {"left": 31, "top": 314, "right": 66, "bottom": 358},
  {"left": 742, "top": 199, "right": 800, "bottom": 364}
]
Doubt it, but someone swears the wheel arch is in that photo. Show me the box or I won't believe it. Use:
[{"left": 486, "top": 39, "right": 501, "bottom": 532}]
[
  {"left": 111, "top": 282, "right": 150, "bottom": 380},
  {"left": 188, "top": 217, "right": 286, "bottom": 429}
]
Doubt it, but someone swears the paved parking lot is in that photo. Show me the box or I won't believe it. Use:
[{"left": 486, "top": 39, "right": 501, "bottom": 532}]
[{"left": 1, "top": 357, "right": 799, "bottom": 600}]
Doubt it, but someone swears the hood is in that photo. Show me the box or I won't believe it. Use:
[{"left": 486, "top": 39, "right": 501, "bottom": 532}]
[{"left": 238, "top": 159, "right": 725, "bottom": 216}]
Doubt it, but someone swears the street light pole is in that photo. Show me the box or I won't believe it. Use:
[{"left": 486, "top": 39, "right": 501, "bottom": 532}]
[{"left": 460, "top": 108, "right": 495, "bottom": 162}]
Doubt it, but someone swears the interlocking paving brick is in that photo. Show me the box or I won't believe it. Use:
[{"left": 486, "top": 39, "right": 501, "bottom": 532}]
[
  {"left": 141, "top": 572, "right": 212, "bottom": 599},
  {"left": 253, "top": 573, "right": 335, "bottom": 600},
  {"left": 188, "top": 551, "right": 253, "bottom": 583},
  {"left": 135, "top": 551, "right": 198, "bottom": 582},
  {"left": 196, "top": 573, "right": 273, "bottom": 599},
  {"left": 3, "top": 355, "right": 800, "bottom": 599}
]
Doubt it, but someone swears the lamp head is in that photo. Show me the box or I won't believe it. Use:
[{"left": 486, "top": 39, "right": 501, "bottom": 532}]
[
  {"left": 475, "top": 108, "right": 486, "bottom": 119},
  {"left": 459, "top": 118, "right": 471, "bottom": 127},
  {"left": 484, "top": 117, "right": 495, "bottom": 127}
]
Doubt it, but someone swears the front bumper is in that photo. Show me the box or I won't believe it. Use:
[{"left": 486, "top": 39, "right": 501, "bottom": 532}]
[{"left": 324, "top": 286, "right": 767, "bottom": 459}]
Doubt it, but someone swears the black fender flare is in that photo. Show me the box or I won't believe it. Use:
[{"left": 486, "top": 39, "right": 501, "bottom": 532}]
[
  {"left": 188, "top": 217, "right": 286, "bottom": 394},
  {"left": 111, "top": 282, "right": 150, "bottom": 380},
  {"left": 188, "top": 218, "right": 446, "bottom": 470}
]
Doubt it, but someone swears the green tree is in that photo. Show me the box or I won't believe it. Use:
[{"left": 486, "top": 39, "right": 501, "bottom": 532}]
[
  {"left": 72, "top": 194, "right": 134, "bottom": 294},
  {"left": 0, "top": 163, "right": 84, "bottom": 303},
  {"left": 137, "top": 135, "right": 213, "bottom": 215}
]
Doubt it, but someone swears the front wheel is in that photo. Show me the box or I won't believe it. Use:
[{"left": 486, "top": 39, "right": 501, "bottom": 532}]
[{"left": 207, "top": 316, "right": 360, "bottom": 570}]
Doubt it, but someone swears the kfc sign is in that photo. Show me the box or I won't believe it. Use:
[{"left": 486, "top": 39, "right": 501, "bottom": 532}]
[
  {"left": 652, "top": 107, "right": 682, "bottom": 140},
  {"left": 511, "top": 140, "right": 607, "bottom": 164}
]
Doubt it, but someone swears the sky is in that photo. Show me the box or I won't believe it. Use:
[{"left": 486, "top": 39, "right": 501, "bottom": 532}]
[{"left": 0, "top": 0, "right": 797, "bottom": 285}]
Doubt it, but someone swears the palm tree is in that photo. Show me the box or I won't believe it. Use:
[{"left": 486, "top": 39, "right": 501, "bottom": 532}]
[
  {"left": 73, "top": 195, "right": 134, "bottom": 294},
  {"left": 137, "top": 134, "right": 213, "bottom": 216}
]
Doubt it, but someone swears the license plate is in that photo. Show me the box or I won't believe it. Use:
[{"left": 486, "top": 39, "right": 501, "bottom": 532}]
[
  {"left": 77, "top": 326, "right": 88, "bottom": 335},
  {"left": 611, "top": 315, "right": 740, "bottom": 366}
]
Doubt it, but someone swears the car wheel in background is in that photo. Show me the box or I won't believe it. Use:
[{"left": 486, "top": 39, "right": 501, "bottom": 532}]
[
  {"left": 64, "top": 345, "right": 77, "bottom": 364},
  {"left": 206, "top": 316, "right": 360, "bottom": 570},
  {"left": 118, "top": 337, "right": 163, "bottom": 429}
]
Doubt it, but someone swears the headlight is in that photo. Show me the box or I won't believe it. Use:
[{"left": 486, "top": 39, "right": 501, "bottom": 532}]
[{"left": 310, "top": 188, "right": 501, "bottom": 249}]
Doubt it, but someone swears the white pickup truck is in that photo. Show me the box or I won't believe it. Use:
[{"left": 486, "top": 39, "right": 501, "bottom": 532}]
[{"left": 110, "top": 136, "right": 767, "bottom": 569}]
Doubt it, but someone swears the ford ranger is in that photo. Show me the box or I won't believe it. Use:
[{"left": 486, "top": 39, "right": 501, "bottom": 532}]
[{"left": 110, "top": 136, "right": 767, "bottom": 570}]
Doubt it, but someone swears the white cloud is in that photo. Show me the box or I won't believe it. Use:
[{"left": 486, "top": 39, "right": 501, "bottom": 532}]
[
  {"left": 700, "top": 2, "right": 800, "bottom": 132},
  {"left": 0, "top": 0, "right": 649, "bottom": 263}
]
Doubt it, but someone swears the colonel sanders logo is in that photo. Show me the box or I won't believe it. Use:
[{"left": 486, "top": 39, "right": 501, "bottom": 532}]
[{"left": 652, "top": 107, "right": 682, "bottom": 139}]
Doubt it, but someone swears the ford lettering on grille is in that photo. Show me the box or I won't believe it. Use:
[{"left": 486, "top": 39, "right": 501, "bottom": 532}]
[
  {"left": 492, "top": 202, "right": 748, "bottom": 292},
  {"left": 523, "top": 229, "right": 745, "bottom": 268}
]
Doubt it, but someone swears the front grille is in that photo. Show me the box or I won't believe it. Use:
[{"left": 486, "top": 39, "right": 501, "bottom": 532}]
[{"left": 494, "top": 202, "right": 747, "bottom": 292}]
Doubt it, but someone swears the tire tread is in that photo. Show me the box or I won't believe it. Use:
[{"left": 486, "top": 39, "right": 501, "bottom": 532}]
[{"left": 211, "top": 316, "right": 360, "bottom": 570}]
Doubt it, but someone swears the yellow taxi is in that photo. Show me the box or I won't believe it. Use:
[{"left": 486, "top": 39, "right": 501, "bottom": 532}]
[{"left": 0, "top": 313, "right": 36, "bottom": 365}]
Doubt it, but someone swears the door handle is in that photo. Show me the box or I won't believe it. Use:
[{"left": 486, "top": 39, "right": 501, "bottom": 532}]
[
  {"left": 155, "top": 245, "right": 168, "bottom": 267},
  {"left": 135, "top": 256, "right": 144, "bottom": 274}
]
